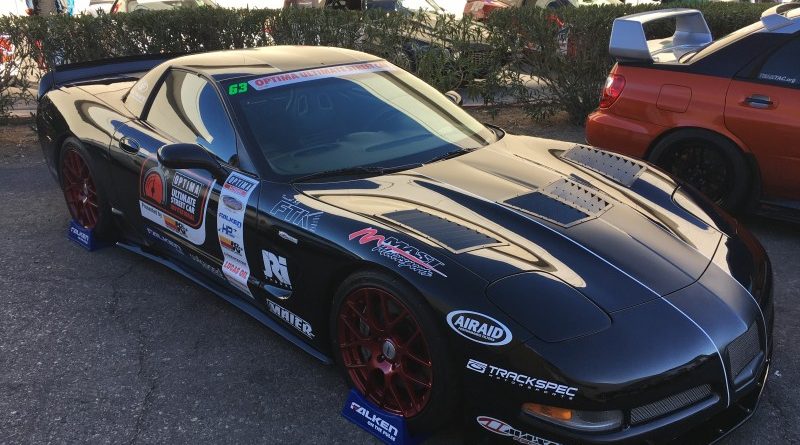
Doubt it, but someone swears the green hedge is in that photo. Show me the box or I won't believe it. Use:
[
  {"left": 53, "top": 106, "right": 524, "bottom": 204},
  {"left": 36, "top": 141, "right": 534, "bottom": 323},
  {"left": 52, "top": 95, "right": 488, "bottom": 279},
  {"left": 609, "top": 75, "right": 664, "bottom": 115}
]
[{"left": 0, "top": 2, "right": 773, "bottom": 123}]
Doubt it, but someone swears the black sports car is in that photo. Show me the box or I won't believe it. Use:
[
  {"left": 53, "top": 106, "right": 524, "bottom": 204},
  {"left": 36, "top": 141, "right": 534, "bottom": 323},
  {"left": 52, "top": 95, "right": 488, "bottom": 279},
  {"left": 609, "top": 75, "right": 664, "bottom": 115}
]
[{"left": 37, "top": 46, "right": 773, "bottom": 444}]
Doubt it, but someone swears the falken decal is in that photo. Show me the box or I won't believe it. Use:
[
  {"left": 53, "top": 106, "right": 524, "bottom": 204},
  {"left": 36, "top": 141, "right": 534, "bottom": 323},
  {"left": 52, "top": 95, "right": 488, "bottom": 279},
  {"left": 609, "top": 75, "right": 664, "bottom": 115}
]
[
  {"left": 217, "top": 172, "right": 259, "bottom": 298},
  {"left": 268, "top": 301, "right": 313, "bottom": 338},
  {"left": 270, "top": 195, "right": 322, "bottom": 232},
  {"left": 139, "top": 157, "right": 213, "bottom": 245},
  {"left": 249, "top": 61, "right": 396, "bottom": 91},
  {"left": 447, "top": 310, "right": 512, "bottom": 346},
  {"left": 262, "top": 250, "right": 292, "bottom": 289},
  {"left": 466, "top": 359, "right": 578, "bottom": 399},
  {"left": 477, "top": 416, "right": 561, "bottom": 445},
  {"left": 348, "top": 227, "right": 446, "bottom": 278}
]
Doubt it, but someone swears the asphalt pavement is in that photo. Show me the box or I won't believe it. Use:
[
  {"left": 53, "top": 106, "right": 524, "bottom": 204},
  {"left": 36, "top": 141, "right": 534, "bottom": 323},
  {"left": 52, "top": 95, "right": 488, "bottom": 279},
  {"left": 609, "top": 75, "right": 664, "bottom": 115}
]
[{"left": 0, "top": 125, "right": 798, "bottom": 445}]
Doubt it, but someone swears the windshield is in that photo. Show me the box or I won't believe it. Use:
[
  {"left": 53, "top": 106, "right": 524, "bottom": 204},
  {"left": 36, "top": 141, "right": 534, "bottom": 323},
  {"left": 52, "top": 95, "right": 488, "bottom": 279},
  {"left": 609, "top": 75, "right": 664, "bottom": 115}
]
[{"left": 226, "top": 61, "right": 498, "bottom": 181}]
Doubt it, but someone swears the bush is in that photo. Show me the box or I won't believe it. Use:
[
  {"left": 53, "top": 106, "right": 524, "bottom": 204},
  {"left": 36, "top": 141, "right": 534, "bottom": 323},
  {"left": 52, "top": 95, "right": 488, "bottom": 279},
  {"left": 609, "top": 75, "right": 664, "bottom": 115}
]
[{"left": 0, "top": 2, "right": 773, "bottom": 124}]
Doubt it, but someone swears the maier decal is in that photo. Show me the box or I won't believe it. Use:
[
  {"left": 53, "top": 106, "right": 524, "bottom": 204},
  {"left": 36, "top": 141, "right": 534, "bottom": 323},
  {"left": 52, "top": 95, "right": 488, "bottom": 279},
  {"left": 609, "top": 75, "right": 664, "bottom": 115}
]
[
  {"left": 217, "top": 172, "right": 259, "bottom": 298},
  {"left": 139, "top": 157, "right": 214, "bottom": 245}
]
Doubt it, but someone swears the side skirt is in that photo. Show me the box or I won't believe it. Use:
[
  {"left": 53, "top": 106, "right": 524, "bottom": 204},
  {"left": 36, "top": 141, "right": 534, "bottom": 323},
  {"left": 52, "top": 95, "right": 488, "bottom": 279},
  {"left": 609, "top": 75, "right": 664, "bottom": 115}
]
[{"left": 116, "top": 241, "right": 334, "bottom": 365}]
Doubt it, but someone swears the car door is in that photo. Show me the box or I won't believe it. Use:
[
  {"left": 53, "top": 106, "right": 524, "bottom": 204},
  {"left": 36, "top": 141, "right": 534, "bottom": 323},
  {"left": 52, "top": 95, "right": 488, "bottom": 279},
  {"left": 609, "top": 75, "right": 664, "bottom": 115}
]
[
  {"left": 110, "top": 69, "right": 263, "bottom": 298},
  {"left": 725, "top": 36, "right": 800, "bottom": 201}
]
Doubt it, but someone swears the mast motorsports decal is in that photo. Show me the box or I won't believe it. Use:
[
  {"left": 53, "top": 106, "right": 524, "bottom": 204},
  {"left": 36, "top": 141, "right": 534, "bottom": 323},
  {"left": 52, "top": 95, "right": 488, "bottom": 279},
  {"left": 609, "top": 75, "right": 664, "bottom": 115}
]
[
  {"left": 139, "top": 157, "right": 214, "bottom": 245},
  {"left": 217, "top": 172, "right": 259, "bottom": 298}
]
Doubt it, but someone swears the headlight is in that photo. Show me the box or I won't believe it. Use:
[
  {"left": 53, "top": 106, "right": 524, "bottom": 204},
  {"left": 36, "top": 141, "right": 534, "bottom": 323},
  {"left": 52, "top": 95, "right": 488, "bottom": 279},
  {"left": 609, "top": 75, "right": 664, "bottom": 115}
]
[{"left": 522, "top": 403, "right": 622, "bottom": 432}]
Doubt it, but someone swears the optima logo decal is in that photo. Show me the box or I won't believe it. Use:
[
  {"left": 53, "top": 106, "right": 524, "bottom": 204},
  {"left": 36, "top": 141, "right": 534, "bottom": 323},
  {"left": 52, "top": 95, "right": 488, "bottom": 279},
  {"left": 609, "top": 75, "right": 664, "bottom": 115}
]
[
  {"left": 476, "top": 417, "right": 560, "bottom": 445},
  {"left": 447, "top": 310, "right": 512, "bottom": 346}
]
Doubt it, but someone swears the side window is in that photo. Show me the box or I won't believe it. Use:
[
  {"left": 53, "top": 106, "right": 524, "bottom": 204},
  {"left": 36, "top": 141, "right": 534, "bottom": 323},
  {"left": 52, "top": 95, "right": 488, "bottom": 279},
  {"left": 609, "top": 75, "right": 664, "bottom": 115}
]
[
  {"left": 147, "top": 70, "right": 238, "bottom": 163},
  {"left": 755, "top": 38, "right": 800, "bottom": 88}
]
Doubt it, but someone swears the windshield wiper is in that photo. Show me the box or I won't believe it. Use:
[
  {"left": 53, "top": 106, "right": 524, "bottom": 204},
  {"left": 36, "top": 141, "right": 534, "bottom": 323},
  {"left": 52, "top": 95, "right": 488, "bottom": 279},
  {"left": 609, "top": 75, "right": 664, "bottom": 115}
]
[
  {"left": 292, "top": 163, "right": 423, "bottom": 183},
  {"left": 426, "top": 148, "right": 475, "bottom": 164}
]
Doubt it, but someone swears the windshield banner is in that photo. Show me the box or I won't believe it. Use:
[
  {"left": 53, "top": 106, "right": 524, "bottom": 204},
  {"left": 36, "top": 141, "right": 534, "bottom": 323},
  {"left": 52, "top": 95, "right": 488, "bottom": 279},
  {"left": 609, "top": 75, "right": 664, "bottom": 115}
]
[{"left": 248, "top": 61, "right": 396, "bottom": 91}]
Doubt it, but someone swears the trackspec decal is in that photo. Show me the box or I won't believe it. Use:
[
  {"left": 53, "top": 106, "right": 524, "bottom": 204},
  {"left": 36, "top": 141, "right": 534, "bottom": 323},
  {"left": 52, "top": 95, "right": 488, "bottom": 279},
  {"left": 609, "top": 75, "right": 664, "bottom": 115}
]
[
  {"left": 217, "top": 172, "right": 259, "bottom": 298},
  {"left": 446, "top": 310, "right": 512, "bottom": 346},
  {"left": 348, "top": 227, "right": 446, "bottom": 278},
  {"left": 139, "top": 158, "right": 213, "bottom": 245},
  {"left": 466, "top": 359, "right": 578, "bottom": 399},
  {"left": 262, "top": 250, "right": 292, "bottom": 289},
  {"left": 189, "top": 253, "right": 225, "bottom": 281},
  {"left": 249, "top": 61, "right": 396, "bottom": 91},
  {"left": 477, "top": 416, "right": 561, "bottom": 445},
  {"left": 268, "top": 301, "right": 314, "bottom": 338},
  {"left": 269, "top": 195, "right": 322, "bottom": 232},
  {"left": 348, "top": 400, "right": 400, "bottom": 443}
]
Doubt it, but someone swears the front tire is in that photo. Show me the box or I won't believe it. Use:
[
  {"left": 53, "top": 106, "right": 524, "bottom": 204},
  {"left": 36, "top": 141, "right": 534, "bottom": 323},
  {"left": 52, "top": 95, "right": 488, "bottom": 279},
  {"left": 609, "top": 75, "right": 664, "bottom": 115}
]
[
  {"left": 649, "top": 129, "right": 751, "bottom": 213},
  {"left": 59, "top": 137, "right": 114, "bottom": 239},
  {"left": 330, "top": 270, "right": 456, "bottom": 433}
]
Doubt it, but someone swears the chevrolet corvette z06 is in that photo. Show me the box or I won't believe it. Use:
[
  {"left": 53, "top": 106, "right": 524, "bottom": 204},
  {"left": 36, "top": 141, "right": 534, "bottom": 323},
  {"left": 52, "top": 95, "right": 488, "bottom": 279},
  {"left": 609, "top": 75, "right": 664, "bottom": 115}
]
[
  {"left": 37, "top": 46, "right": 773, "bottom": 444},
  {"left": 586, "top": 5, "right": 800, "bottom": 218}
]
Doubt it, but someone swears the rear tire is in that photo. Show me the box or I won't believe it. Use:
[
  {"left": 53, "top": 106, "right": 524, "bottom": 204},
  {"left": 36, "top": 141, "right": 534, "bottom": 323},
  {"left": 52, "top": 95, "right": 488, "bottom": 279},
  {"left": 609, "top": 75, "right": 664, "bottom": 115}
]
[
  {"left": 330, "top": 270, "right": 456, "bottom": 433},
  {"left": 59, "top": 137, "right": 115, "bottom": 240},
  {"left": 649, "top": 129, "right": 750, "bottom": 213}
]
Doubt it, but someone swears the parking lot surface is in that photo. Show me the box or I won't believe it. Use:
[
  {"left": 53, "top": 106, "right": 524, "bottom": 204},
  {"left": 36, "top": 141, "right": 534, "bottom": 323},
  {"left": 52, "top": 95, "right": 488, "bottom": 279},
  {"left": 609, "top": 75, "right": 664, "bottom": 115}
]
[{"left": 1, "top": 123, "right": 797, "bottom": 444}]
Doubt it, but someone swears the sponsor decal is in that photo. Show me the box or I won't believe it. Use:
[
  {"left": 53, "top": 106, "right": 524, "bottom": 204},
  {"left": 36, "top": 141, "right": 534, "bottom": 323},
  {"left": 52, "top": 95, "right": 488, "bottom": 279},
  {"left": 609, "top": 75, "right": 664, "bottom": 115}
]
[
  {"left": 145, "top": 227, "right": 184, "bottom": 255},
  {"left": 446, "top": 310, "right": 512, "bottom": 346},
  {"left": 758, "top": 73, "right": 797, "bottom": 85},
  {"left": 268, "top": 301, "right": 313, "bottom": 338},
  {"left": 189, "top": 253, "right": 225, "bottom": 280},
  {"left": 139, "top": 157, "right": 214, "bottom": 245},
  {"left": 216, "top": 172, "right": 260, "bottom": 298},
  {"left": 477, "top": 416, "right": 560, "bottom": 445},
  {"left": 67, "top": 219, "right": 96, "bottom": 251},
  {"left": 347, "top": 400, "right": 400, "bottom": 443},
  {"left": 270, "top": 195, "right": 323, "bottom": 232},
  {"left": 249, "top": 61, "right": 396, "bottom": 91},
  {"left": 222, "top": 195, "right": 243, "bottom": 212},
  {"left": 466, "top": 359, "right": 578, "bottom": 399},
  {"left": 130, "top": 79, "right": 149, "bottom": 103},
  {"left": 348, "top": 227, "right": 446, "bottom": 278},
  {"left": 262, "top": 250, "right": 292, "bottom": 289}
]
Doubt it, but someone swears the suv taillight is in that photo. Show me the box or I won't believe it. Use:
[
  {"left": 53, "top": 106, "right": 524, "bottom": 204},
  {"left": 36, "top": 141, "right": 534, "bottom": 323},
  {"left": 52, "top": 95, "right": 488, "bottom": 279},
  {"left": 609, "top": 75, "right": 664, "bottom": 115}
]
[{"left": 599, "top": 74, "right": 625, "bottom": 108}]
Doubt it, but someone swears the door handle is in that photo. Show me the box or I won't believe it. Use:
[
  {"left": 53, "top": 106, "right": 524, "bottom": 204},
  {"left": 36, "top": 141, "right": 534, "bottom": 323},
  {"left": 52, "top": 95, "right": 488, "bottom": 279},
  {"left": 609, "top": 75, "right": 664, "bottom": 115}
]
[
  {"left": 744, "top": 95, "right": 773, "bottom": 109},
  {"left": 278, "top": 230, "right": 298, "bottom": 245},
  {"left": 119, "top": 137, "right": 140, "bottom": 153}
]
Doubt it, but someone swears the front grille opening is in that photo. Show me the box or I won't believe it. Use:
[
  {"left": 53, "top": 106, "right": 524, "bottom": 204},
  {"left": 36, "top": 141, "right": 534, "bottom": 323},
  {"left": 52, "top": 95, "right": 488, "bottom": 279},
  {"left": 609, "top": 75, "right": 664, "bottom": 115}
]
[
  {"left": 630, "top": 384, "right": 713, "bottom": 425},
  {"left": 728, "top": 323, "right": 762, "bottom": 380}
]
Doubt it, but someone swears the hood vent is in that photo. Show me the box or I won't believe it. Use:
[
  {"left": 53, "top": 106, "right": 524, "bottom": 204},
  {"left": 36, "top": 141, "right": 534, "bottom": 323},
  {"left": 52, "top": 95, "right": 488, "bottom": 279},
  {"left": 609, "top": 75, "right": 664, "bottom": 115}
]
[
  {"left": 561, "top": 145, "right": 645, "bottom": 187},
  {"left": 505, "top": 179, "right": 611, "bottom": 227},
  {"left": 383, "top": 209, "right": 499, "bottom": 253}
]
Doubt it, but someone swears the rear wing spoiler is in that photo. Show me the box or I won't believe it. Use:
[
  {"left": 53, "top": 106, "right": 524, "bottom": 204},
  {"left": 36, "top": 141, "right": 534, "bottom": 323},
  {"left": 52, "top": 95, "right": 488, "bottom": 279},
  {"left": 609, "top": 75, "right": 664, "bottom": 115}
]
[
  {"left": 609, "top": 8, "right": 711, "bottom": 64},
  {"left": 38, "top": 53, "right": 183, "bottom": 99},
  {"left": 760, "top": 3, "right": 800, "bottom": 32}
]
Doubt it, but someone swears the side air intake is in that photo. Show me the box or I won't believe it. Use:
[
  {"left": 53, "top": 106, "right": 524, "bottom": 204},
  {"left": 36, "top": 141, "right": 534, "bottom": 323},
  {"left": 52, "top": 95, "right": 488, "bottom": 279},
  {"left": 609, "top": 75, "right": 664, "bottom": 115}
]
[
  {"left": 383, "top": 209, "right": 500, "bottom": 253},
  {"left": 561, "top": 145, "right": 645, "bottom": 187}
]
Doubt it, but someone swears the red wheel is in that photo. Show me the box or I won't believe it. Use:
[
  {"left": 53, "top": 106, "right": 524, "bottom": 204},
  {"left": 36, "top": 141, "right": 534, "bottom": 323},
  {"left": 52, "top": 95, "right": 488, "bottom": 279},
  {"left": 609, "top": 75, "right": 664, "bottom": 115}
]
[
  {"left": 332, "top": 271, "right": 456, "bottom": 432},
  {"left": 59, "top": 138, "right": 114, "bottom": 239},
  {"left": 338, "top": 287, "right": 433, "bottom": 417},
  {"left": 61, "top": 147, "right": 100, "bottom": 229}
]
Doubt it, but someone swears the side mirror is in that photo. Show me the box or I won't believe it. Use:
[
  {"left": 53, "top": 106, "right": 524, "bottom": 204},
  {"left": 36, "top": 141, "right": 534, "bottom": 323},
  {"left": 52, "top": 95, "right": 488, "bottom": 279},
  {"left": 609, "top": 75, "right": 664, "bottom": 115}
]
[
  {"left": 157, "top": 143, "right": 227, "bottom": 180},
  {"left": 444, "top": 90, "right": 463, "bottom": 106}
]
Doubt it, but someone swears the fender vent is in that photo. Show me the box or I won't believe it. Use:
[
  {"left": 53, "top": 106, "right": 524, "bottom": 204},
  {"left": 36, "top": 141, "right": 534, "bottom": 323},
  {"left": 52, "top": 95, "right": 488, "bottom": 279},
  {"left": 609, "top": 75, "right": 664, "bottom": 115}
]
[
  {"left": 561, "top": 145, "right": 645, "bottom": 187},
  {"left": 728, "top": 323, "right": 761, "bottom": 379},
  {"left": 630, "top": 384, "right": 713, "bottom": 425},
  {"left": 383, "top": 209, "right": 499, "bottom": 253},
  {"left": 505, "top": 179, "right": 610, "bottom": 227}
]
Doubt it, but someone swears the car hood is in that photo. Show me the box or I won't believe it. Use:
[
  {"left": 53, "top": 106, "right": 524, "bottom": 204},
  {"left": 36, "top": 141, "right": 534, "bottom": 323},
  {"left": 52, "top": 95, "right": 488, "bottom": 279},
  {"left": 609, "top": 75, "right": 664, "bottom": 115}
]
[{"left": 298, "top": 135, "right": 724, "bottom": 313}]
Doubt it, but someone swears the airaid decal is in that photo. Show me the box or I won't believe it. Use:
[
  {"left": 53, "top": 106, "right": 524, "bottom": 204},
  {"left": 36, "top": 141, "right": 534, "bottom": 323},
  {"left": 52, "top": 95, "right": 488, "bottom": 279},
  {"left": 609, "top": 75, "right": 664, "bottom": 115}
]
[
  {"left": 466, "top": 359, "right": 578, "bottom": 399},
  {"left": 348, "top": 227, "right": 446, "bottom": 278},
  {"left": 477, "top": 416, "right": 561, "bottom": 445},
  {"left": 262, "top": 250, "right": 292, "bottom": 289},
  {"left": 446, "top": 310, "right": 511, "bottom": 346},
  {"left": 268, "top": 301, "right": 313, "bottom": 338},
  {"left": 270, "top": 195, "right": 322, "bottom": 232}
]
